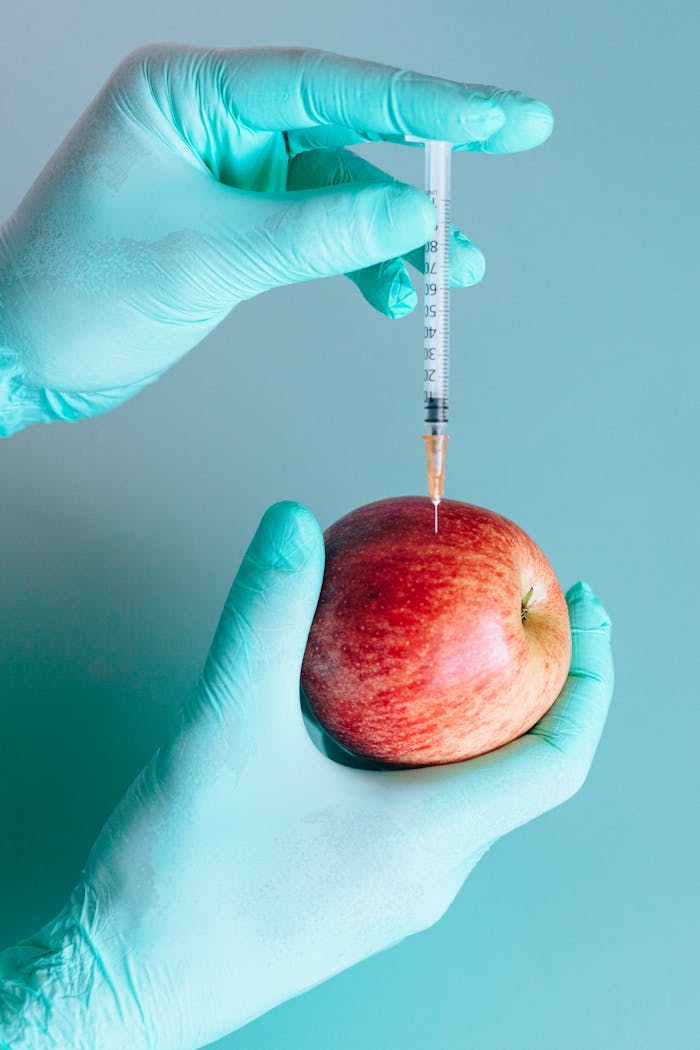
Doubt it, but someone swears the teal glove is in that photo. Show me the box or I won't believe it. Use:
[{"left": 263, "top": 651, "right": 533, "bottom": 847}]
[
  {"left": 0, "top": 45, "right": 553, "bottom": 435},
  {"left": 0, "top": 502, "right": 612, "bottom": 1050}
]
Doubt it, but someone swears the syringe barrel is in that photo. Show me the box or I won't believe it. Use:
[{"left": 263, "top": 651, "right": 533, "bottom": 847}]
[{"left": 423, "top": 140, "right": 451, "bottom": 429}]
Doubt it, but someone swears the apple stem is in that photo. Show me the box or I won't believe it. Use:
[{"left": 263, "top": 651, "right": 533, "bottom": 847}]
[{"left": 521, "top": 586, "right": 535, "bottom": 623}]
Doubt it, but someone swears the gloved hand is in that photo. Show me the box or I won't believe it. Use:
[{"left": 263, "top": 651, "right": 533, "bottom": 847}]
[
  {"left": 0, "top": 501, "right": 613, "bottom": 1050},
  {"left": 0, "top": 45, "right": 553, "bottom": 436}
]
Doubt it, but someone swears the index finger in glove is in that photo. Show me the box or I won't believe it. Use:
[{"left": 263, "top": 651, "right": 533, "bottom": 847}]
[
  {"left": 527, "top": 581, "right": 614, "bottom": 764},
  {"left": 285, "top": 82, "right": 554, "bottom": 157},
  {"left": 127, "top": 45, "right": 552, "bottom": 154},
  {"left": 221, "top": 47, "right": 505, "bottom": 143}
]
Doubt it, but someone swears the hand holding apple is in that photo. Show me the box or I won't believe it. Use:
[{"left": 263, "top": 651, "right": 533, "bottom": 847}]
[
  {"left": 0, "top": 503, "right": 611, "bottom": 1050},
  {"left": 301, "top": 497, "right": 571, "bottom": 766}
]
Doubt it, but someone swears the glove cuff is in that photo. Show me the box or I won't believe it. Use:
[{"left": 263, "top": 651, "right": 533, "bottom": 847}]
[
  {"left": 0, "top": 348, "right": 58, "bottom": 436},
  {"left": 0, "top": 344, "right": 163, "bottom": 437},
  {"left": 0, "top": 885, "right": 155, "bottom": 1050}
]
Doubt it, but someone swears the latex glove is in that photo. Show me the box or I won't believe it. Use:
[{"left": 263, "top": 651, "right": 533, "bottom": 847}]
[
  {"left": 0, "top": 501, "right": 612, "bottom": 1050},
  {"left": 0, "top": 45, "right": 553, "bottom": 435}
]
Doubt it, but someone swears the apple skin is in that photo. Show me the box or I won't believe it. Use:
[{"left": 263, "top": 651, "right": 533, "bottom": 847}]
[{"left": 301, "top": 497, "right": 571, "bottom": 767}]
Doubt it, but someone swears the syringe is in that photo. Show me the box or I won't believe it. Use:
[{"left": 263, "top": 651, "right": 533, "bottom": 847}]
[{"left": 408, "top": 138, "right": 452, "bottom": 533}]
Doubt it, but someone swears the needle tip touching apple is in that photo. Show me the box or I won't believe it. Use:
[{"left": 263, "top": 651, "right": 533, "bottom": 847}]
[{"left": 301, "top": 497, "right": 571, "bottom": 767}]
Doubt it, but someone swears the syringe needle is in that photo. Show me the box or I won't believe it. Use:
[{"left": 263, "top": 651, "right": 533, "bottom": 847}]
[{"left": 434, "top": 501, "right": 439, "bottom": 534}]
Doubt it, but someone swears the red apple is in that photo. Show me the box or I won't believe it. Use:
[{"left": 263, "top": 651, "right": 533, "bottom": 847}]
[{"left": 301, "top": 497, "right": 571, "bottom": 766}]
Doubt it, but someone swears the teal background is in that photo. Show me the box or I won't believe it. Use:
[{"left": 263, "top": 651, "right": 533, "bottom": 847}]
[{"left": 1, "top": 2, "right": 698, "bottom": 1048}]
